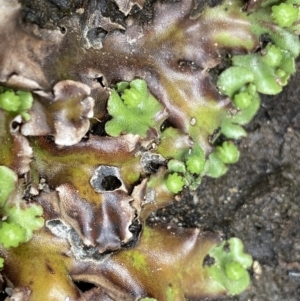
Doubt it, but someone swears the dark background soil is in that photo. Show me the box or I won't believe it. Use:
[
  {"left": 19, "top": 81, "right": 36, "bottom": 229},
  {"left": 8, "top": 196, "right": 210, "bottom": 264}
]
[{"left": 149, "top": 61, "right": 300, "bottom": 301}]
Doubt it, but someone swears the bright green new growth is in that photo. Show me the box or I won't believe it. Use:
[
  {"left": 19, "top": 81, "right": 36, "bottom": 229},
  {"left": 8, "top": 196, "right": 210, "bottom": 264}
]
[
  {"left": 233, "top": 92, "right": 252, "bottom": 110},
  {"left": 217, "top": 65, "right": 260, "bottom": 140},
  {"left": 232, "top": 54, "right": 282, "bottom": 95},
  {"left": 217, "top": 31, "right": 299, "bottom": 143},
  {"left": 206, "top": 238, "right": 253, "bottom": 295},
  {"left": 186, "top": 156, "right": 204, "bottom": 174},
  {"left": 205, "top": 153, "right": 228, "bottom": 178},
  {"left": 218, "top": 43, "right": 294, "bottom": 98},
  {"left": 0, "top": 222, "right": 27, "bottom": 248},
  {"left": 0, "top": 166, "right": 44, "bottom": 267},
  {"left": 105, "top": 79, "right": 164, "bottom": 137},
  {"left": 225, "top": 261, "right": 247, "bottom": 281},
  {"left": 185, "top": 145, "right": 205, "bottom": 175},
  {"left": 205, "top": 141, "right": 239, "bottom": 178},
  {"left": 216, "top": 8, "right": 300, "bottom": 142},
  {"left": 167, "top": 159, "right": 186, "bottom": 174},
  {"left": 220, "top": 91, "right": 260, "bottom": 140},
  {"left": 217, "top": 66, "right": 254, "bottom": 98},
  {"left": 215, "top": 141, "right": 240, "bottom": 164},
  {"left": 0, "top": 91, "right": 20, "bottom": 112},
  {"left": 0, "top": 87, "right": 33, "bottom": 121},
  {"left": 161, "top": 143, "right": 206, "bottom": 193},
  {"left": 139, "top": 298, "right": 158, "bottom": 301},
  {"left": 165, "top": 172, "right": 185, "bottom": 194},
  {"left": 260, "top": 44, "right": 283, "bottom": 67},
  {"left": 5, "top": 204, "right": 44, "bottom": 241},
  {"left": 272, "top": 3, "right": 299, "bottom": 28}
]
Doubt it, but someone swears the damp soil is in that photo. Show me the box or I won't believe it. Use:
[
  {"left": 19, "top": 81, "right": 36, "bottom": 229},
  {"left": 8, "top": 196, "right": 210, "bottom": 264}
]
[{"left": 149, "top": 61, "right": 300, "bottom": 301}]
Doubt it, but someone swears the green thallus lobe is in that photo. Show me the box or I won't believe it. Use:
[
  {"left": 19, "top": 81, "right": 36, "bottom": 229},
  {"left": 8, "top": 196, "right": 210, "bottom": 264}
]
[
  {"left": 272, "top": 3, "right": 299, "bottom": 28},
  {"left": 206, "top": 238, "right": 253, "bottom": 295},
  {"left": 104, "top": 2, "right": 300, "bottom": 196},
  {"left": 0, "top": 88, "right": 35, "bottom": 266},
  {"left": 166, "top": 172, "right": 185, "bottom": 194},
  {"left": 106, "top": 38, "right": 299, "bottom": 192},
  {"left": 0, "top": 166, "right": 44, "bottom": 267},
  {"left": 0, "top": 87, "right": 33, "bottom": 120},
  {"left": 215, "top": 141, "right": 239, "bottom": 165},
  {"left": 105, "top": 79, "right": 164, "bottom": 137}
]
